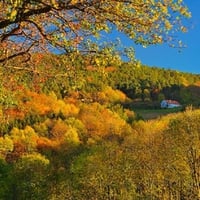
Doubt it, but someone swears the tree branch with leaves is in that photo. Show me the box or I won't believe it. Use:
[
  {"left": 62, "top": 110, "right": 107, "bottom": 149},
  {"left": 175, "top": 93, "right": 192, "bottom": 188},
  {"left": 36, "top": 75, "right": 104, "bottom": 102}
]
[{"left": 0, "top": 0, "right": 191, "bottom": 63}]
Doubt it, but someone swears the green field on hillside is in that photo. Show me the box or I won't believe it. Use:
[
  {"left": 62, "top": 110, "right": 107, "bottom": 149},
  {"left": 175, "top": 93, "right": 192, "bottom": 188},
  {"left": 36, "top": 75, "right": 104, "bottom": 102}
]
[{"left": 135, "top": 107, "right": 183, "bottom": 120}]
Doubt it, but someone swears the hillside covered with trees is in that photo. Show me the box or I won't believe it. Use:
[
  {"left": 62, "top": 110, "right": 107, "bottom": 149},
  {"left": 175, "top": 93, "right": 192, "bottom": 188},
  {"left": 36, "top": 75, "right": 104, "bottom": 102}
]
[
  {"left": 0, "top": 0, "right": 199, "bottom": 200},
  {"left": 0, "top": 54, "right": 200, "bottom": 199}
]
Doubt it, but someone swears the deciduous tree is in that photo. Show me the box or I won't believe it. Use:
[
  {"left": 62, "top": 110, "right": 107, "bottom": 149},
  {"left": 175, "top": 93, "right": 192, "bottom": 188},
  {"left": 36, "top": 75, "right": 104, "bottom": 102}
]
[{"left": 0, "top": 0, "right": 190, "bottom": 63}]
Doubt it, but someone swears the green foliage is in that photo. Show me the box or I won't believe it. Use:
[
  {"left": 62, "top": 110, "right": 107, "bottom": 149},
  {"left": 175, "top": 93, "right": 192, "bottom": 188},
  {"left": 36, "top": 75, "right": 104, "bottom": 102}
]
[
  {"left": 12, "top": 153, "right": 50, "bottom": 200},
  {"left": 163, "top": 110, "right": 200, "bottom": 199},
  {"left": 70, "top": 142, "right": 137, "bottom": 199},
  {"left": 0, "top": 84, "right": 18, "bottom": 108},
  {"left": 0, "top": 158, "right": 13, "bottom": 199},
  {"left": 0, "top": 135, "right": 14, "bottom": 158},
  {"left": 10, "top": 126, "right": 38, "bottom": 153}
]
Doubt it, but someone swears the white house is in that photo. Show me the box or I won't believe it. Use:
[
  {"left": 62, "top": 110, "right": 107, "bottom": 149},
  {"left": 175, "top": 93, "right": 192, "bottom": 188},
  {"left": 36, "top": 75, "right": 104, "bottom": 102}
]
[{"left": 160, "top": 100, "right": 181, "bottom": 109}]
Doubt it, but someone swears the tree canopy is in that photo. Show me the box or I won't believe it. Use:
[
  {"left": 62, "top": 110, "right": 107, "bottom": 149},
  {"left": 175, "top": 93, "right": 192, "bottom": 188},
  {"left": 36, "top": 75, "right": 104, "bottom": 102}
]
[{"left": 0, "top": 0, "right": 190, "bottom": 63}]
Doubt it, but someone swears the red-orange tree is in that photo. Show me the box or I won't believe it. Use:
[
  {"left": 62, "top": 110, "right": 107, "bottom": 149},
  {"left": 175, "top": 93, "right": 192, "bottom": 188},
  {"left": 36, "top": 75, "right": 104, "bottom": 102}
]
[{"left": 0, "top": 0, "right": 190, "bottom": 63}]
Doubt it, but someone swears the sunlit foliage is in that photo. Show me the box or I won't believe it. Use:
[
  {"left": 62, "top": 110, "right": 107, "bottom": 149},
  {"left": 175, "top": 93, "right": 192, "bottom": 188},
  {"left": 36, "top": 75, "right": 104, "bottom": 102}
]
[
  {"left": 0, "top": 0, "right": 190, "bottom": 63},
  {"left": 0, "top": 46, "right": 199, "bottom": 199}
]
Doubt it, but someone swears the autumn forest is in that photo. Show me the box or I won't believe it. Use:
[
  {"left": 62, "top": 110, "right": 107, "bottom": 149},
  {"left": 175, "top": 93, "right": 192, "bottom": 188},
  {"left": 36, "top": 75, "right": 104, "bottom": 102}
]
[{"left": 0, "top": 0, "right": 200, "bottom": 200}]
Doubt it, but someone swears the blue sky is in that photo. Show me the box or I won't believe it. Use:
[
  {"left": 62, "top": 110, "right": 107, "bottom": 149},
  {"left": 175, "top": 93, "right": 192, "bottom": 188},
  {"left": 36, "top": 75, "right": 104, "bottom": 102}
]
[{"left": 114, "top": 1, "right": 200, "bottom": 74}]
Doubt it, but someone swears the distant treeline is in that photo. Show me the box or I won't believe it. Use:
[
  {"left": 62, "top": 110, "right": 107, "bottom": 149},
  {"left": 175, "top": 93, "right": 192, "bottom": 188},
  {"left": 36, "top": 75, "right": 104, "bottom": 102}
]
[{"left": 2, "top": 53, "right": 200, "bottom": 107}]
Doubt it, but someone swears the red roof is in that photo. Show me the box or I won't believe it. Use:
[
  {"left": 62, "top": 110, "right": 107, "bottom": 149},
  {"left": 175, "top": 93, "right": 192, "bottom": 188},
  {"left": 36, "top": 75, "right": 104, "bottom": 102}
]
[{"left": 165, "top": 100, "right": 180, "bottom": 105}]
